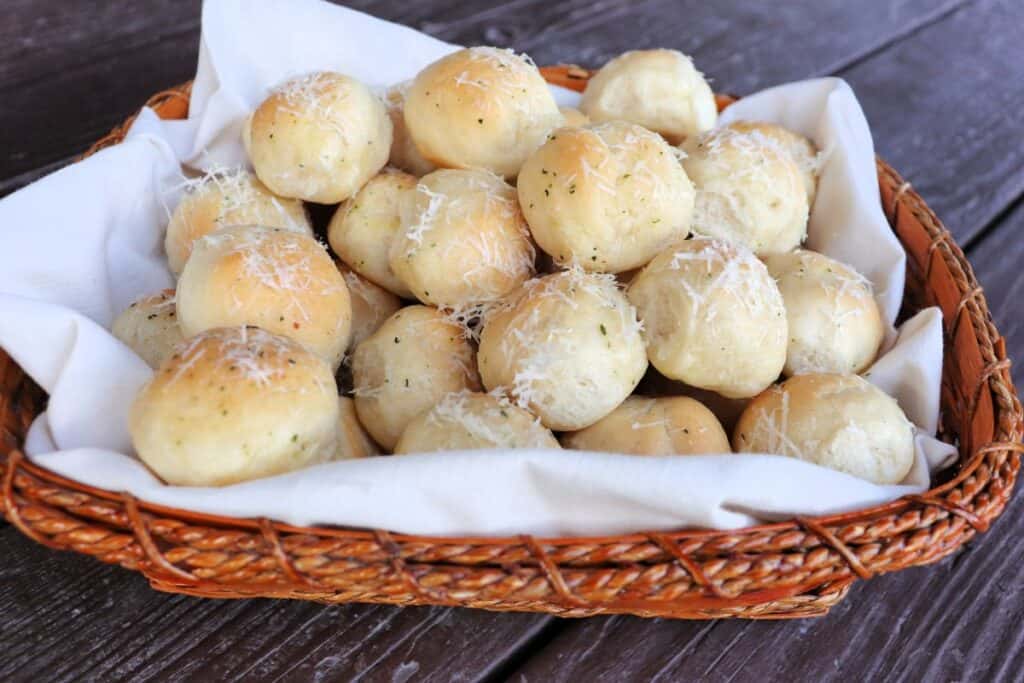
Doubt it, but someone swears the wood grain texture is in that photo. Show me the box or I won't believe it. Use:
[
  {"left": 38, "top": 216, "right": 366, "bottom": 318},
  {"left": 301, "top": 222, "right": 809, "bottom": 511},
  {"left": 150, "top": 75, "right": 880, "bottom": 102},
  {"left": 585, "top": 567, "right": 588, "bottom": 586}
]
[{"left": 2, "top": 0, "right": 1024, "bottom": 681}]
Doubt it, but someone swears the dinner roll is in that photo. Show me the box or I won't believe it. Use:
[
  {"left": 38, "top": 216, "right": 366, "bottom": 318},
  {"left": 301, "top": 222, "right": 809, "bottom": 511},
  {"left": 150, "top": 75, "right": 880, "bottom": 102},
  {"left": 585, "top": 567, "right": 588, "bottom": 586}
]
[
  {"left": 682, "top": 126, "right": 808, "bottom": 255},
  {"left": 177, "top": 226, "right": 352, "bottom": 368},
  {"left": 390, "top": 168, "right": 535, "bottom": 307},
  {"left": 580, "top": 49, "right": 716, "bottom": 144},
  {"left": 562, "top": 396, "right": 730, "bottom": 455},
  {"left": 337, "top": 262, "right": 403, "bottom": 350},
  {"left": 764, "top": 250, "right": 884, "bottom": 376},
  {"left": 248, "top": 72, "right": 392, "bottom": 203},
  {"left": 726, "top": 120, "right": 819, "bottom": 206},
  {"left": 328, "top": 169, "right": 417, "bottom": 298},
  {"left": 518, "top": 121, "right": 695, "bottom": 273},
  {"left": 478, "top": 270, "right": 647, "bottom": 430},
  {"left": 627, "top": 237, "right": 786, "bottom": 398},
  {"left": 336, "top": 396, "right": 379, "bottom": 459},
  {"left": 111, "top": 289, "right": 183, "bottom": 369},
  {"left": 165, "top": 168, "right": 311, "bottom": 275},
  {"left": 384, "top": 84, "right": 436, "bottom": 176},
  {"left": 636, "top": 369, "right": 749, "bottom": 433},
  {"left": 129, "top": 326, "right": 339, "bottom": 486},
  {"left": 559, "top": 107, "right": 590, "bottom": 128},
  {"left": 404, "top": 47, "right": 563, "bottom": 178},
  {"left": 352, "top": 305, "right": 480, "bottom": 449},
  {"left": 734, "top": 373, "right": 915, "bottom": 485},
  {"left": 393, "top": 391, "right": 559, "bottom": 454}
]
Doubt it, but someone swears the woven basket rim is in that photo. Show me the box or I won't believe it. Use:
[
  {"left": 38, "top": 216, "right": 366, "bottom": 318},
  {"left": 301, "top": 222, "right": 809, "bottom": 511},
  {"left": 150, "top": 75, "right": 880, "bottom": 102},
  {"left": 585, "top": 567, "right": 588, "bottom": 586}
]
[{"left": 1, "top": 65, "right": 1021, "bottom": 619}]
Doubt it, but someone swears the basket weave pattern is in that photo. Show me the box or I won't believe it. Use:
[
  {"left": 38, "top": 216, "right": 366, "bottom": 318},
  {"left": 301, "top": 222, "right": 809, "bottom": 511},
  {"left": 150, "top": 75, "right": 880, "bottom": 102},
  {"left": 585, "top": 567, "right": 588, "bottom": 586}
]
[{"left": 1, "top": 67, "right": 1021, "bottom": 619}]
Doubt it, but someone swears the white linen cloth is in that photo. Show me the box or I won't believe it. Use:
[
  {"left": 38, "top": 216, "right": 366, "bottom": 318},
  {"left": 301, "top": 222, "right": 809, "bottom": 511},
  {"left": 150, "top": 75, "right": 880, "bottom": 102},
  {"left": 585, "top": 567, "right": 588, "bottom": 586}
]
[{"left": 0, "top": 0, "right": 955, "bottom": 537}]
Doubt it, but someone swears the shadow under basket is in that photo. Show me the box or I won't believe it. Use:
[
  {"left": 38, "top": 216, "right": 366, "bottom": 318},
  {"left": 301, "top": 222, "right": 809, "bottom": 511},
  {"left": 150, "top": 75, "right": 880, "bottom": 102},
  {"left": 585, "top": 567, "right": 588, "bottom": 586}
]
[{"left": 2, "top": 66, "right": 1022, "bottom": 620}]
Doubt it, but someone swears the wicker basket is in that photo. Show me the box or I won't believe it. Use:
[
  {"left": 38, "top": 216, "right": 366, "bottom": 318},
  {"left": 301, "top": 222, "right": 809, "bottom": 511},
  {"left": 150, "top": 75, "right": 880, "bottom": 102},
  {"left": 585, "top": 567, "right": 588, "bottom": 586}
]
[{"left": 1, "top": 66, "right": 1021, "bottom": 620}]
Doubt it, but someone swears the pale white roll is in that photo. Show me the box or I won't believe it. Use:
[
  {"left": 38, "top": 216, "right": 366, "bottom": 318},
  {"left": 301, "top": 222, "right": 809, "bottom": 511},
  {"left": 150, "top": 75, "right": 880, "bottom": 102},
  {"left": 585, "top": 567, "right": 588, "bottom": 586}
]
[
  {"left": 177, "top": 226, "right": 352, "bottom": 369},
  {"left": 336, "top": 396, "right": 379, "bottom": 459},
  {"left": 478, "top": 269, "right": 648, "bottom": 430},
  {"left": 384, "top": 83, "right": 437, "bottom": 176},
  {"left": 111, "top": 289, "right": 183, "bottom": 369},
  {"left": 248, "top": 72, "right": 392, "bottom": 203},
  {"left": 352, "top": 305, "right": 480, "bottom": 449},
  {"left": 764, "top": 250, "right": 884, "bottom": 376},
  {"left": 328, "top": 169, "right": 417, "bottom": 298},
  {"left": 559, "top": 107, "right": 590, "bottom": 128},
  {"left": 336, "top": 262, "right": 403, "bottom": 350},
  {"left": 733, "top": 373, "right": 915, "bottom": 485},
  {"left": 165, "top": 168, "right": 311, "bottom": 275},
  {"left": 562, "top": 396, "right": 730, "bottom": 455},
  {"left": 390, "top": 168, "right": 535, "bottom": 307},
  {"left": 517, "top": 121, "right": 695, "bottom": 273},
  {"left": 393, "top": 391, "right": 559, "bottom": 454},
  {"left": 626, "top": 237, "right": 786, "bottom": 398},
  {"left": 129, "top": 327, "right": 340, "bottom": 486},
  {"left": 682, "top": 127, "right": 809, "bottom": 255},
  {"left": 404, "top": 47, "right": 563, "bottom": 178},
  {"left": 580, "top": 49, "right": 717, "bottom": 144},
  {"left": 726, "top": 120, "right": 819, "bottom": 206}
]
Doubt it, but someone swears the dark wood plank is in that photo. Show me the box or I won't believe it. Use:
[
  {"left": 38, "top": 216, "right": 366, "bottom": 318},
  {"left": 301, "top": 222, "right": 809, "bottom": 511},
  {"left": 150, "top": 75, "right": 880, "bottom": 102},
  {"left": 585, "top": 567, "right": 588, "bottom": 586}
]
[
  {"left": 511, "top": 200, "right": 1024, "bottom": 683},
  {"left": 0, "top": 525, "right": 553, "bottom": 683}
]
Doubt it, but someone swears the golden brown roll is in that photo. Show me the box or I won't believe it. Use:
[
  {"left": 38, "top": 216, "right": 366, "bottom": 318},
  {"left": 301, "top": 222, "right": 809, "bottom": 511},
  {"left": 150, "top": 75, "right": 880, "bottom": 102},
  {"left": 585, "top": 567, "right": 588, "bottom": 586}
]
[
  {"left": 390, "top": 168, "right": 535, "bottom": 307},
  {"left": 517, "top": 121, "right": 695, "bottom": 273},
  {"left": 336, "top": 396, "right": 379, "bottom": 459},
  {"left": 682, "top": 126, "right": 808, "bottom": 255},
  {"left": 165, "top": 168, "right": 311, "bottom": 275},
  {"left": 384, "top": 83, "right": 437, "bottom": 176},
  {"left": 478, "top": 269, "right": 647, "bottom": 430},
  {"left": 130, "top": 326, "right": 340, "bottom": 486},
  {"left": 726, "top": 120, "right": 819, "bottom": 206},
  {"left": 327, "top": 168, "right": 417, "bottom": 298},
  {"left": 562, "top": 396, "right": 730, "bottom": 456},
  {"left": 111, "top": 289, "right": 183, "bottom": 369},
  {"left": 247, "top": 72, "right": 392, "bottom": 203},
  {"left": 393, "top": 391, "right": 559, "bottom": 454},
  {"left": 626, "top": 237, "right": 787, "bottom": 398},
  {"left": 763, "top": 250, "right": 884, "bottom": 376},
  {"left": 734, "top": 373, "right": 915, "bottom": 485},
  {"left": 336, "top": 262, "right": 403, "bottom": 351},
  {"left": 580, "top": 49, "right": 716, "bottom": 143},
  {"left": 176, "top": 226, "right": 352, "bottom": 368},
  {"left": 403, "top": 47, "right": 562, "bottom": 178},
  {"left": 352, "top": 305, "right": 480, "bottom": 449}
]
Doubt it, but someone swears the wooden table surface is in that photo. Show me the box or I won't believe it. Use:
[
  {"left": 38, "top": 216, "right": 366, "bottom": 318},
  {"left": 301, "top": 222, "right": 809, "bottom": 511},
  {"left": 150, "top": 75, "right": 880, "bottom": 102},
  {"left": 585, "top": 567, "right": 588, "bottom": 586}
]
[{"left": 3, "top": 1, "right": 1024, "bottom": 681}]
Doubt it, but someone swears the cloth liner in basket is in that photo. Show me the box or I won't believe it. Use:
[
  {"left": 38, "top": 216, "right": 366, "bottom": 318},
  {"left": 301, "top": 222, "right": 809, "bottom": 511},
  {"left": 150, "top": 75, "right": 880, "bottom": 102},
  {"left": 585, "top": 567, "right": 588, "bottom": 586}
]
[{"left": 0, "top": 0, "right": 953, "bottom": 536}]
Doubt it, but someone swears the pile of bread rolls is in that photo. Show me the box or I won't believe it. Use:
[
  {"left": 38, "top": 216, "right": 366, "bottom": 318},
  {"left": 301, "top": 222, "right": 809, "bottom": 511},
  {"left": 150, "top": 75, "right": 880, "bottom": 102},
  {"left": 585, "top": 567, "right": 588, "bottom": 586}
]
[{"left": 118, "top": 46, "right": 915, "bottom": 490}]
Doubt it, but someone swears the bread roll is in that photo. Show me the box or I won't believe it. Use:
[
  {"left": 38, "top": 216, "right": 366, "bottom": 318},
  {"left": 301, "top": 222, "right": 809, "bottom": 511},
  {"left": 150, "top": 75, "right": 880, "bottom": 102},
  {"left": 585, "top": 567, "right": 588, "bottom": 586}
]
[
  {"left": 337, "top": 262, "right": 403, "bottom": 350},
  {"left": 177, "top": 226, "right": 352, "bottom": 368},
  {"left": 393, "top": 391, "right": 559, "bottom": 454},
  {"left": 130, "top": 326, "right": 340, "bottom": 486},
  {"left": 165, "top": 168, "right": 311, "bottom": 275},
  {"left": 328, "top": 168, "right": 417, "bottom": 298},
  {"left": 518, "top": 121, "right": 695, "bottom": 273},
  {"left": 404, "top": 47, "right": 562, "bottom": 178},
  {"left": 682, "top": 127, "right": 808, "bottom": 255},
  {"left": 562, "top": 396, "right": 730, "bottom": 455},
  {"left": 248, "top": 72, "right": 392, "bottom": 203},
  {"left": 734, "top": 373, "right": 915, "bottom": 485},
  {"left": 626, "top": 237, "right": 786, "bottom": 398},
  {"left": 336, "top": 396, "right": 379, "bottom": 459},
  {"left": 111, "top": 289, "right": 183, "bottom": 369},
  {"left": 384, "top": 83, "right": 436, "bottom": 176},
  {"left": 478, "top": 270, "right": 647, "bottom": 430},
  {"left": 558, "top": 107, "right": 590, "bottom": 128},
  {"left": 763, "top": 250, "right": 884, "bottom": 376},
  {"left": 580, "top": 49, "right": 716, "bottom": 144},
  {"left": 726, "top": 120, "right": 819, "bottom": 206},
  {"left": 390, "top": 168, "right": 535, "bottom": 307},
  {"left": 352, "top": 305, "right": 480, "bottom": 449}
]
